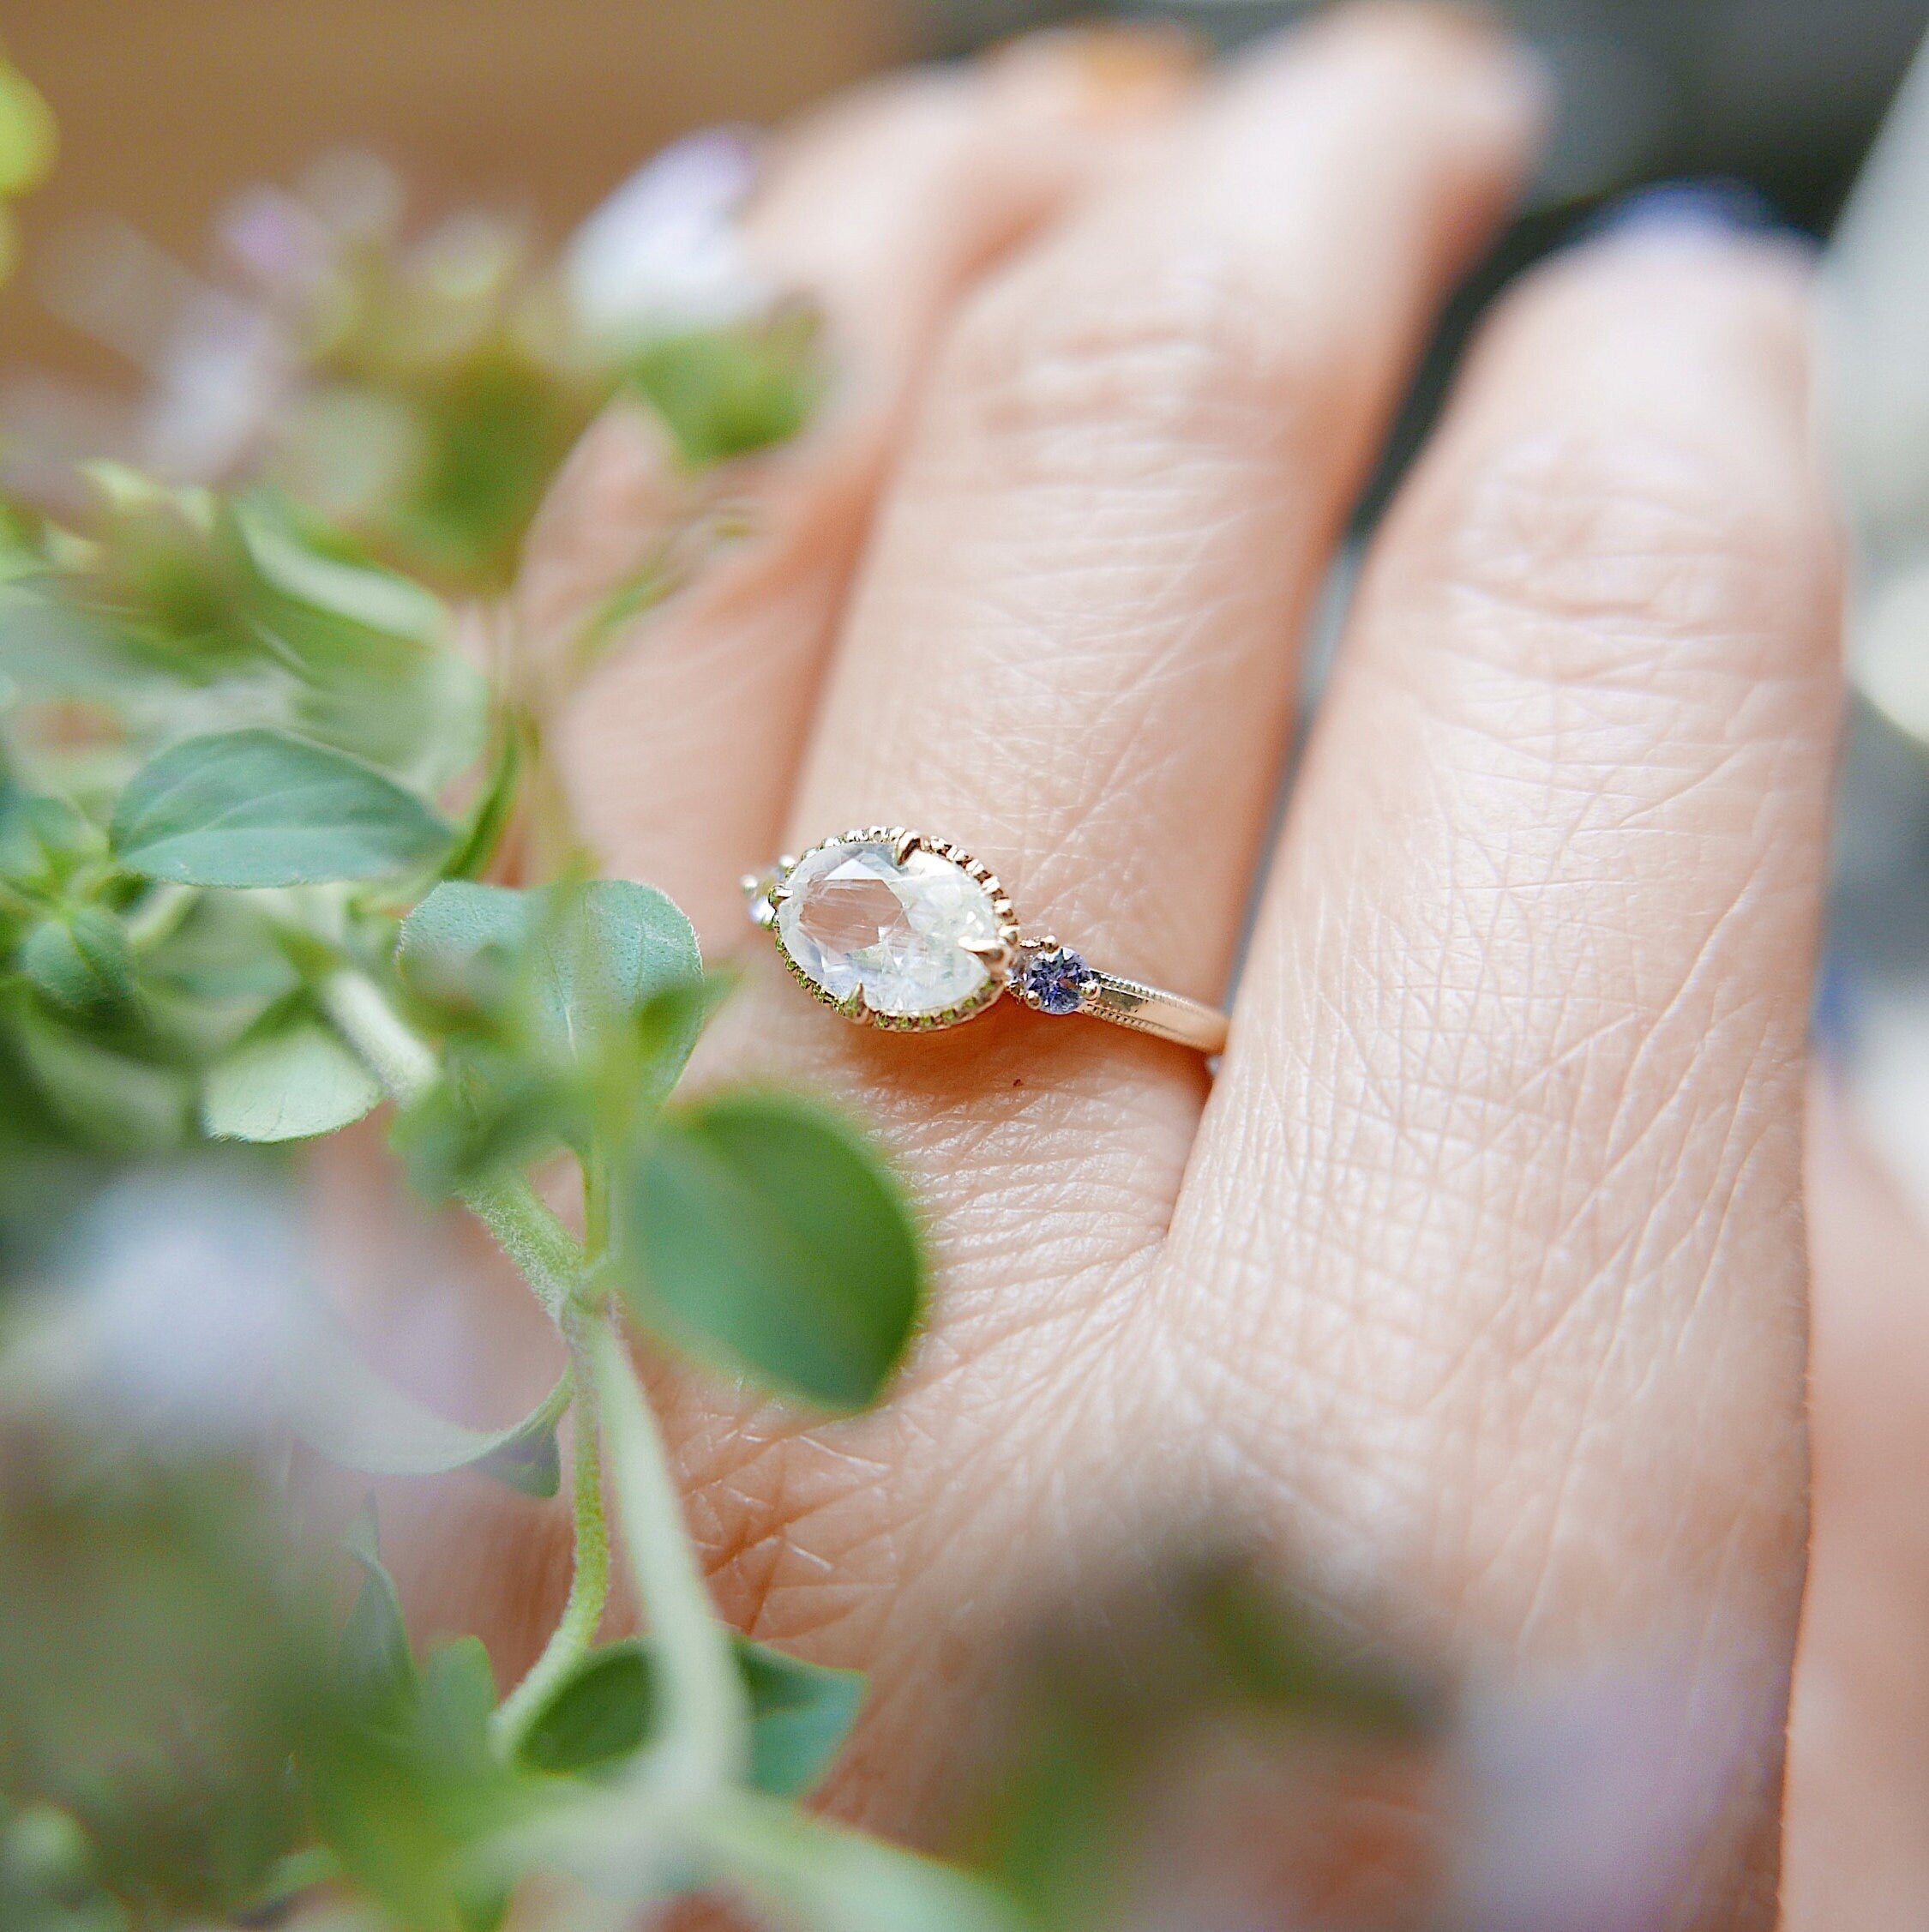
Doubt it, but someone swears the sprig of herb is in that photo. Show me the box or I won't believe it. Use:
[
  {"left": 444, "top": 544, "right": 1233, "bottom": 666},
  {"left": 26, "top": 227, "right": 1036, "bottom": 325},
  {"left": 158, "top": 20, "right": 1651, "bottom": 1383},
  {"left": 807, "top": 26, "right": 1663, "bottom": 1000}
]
[{"left": 0, "top": 71, "right": 1010, "bottom": 1929}]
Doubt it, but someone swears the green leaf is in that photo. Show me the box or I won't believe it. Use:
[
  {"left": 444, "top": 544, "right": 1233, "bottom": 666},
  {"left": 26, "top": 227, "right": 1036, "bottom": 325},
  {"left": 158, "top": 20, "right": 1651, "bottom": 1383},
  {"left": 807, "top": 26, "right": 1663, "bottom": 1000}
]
[
  {"left": 388, "top": 1038, "right": 577, "bottom": 1201},
  {"left": 514, "top": 1642, "right": 647, "bottom": 1777},
  {"left": 628, "top": 968, "right": 735, "bottom": 1104},
  {"left": 112, "top": 728, "right": 452, "bottom": 887},
  {"left": 238, "top": 1847, "right": 342, "bottom": 1925},
  {"left": 419, "top": 1639, "right": 499, "bottom": 1766},
  {"left": 362, "top": 346, "right": 591, "bottom": 595},
  {"left": 516, "top": 1635, "right": 863, "bottom": 1798},
  {"left": 307, "top": 1607, "right": 541, "bottom": 1932},
  {"left": 0, "top": 65, "right": 55, "bottom": 201},
  {"left": 737, "top": 1640, "right": 868, "bottom": 1797},
  {"left": 9, "top": 1006, "right": 195, "bottom": 1153},
  {"left": 619, "top": 1091, "right": 923, "bottom": 1411},
  {"left": 340, "top": 1502, "right": 415, "bottom": 1721},
  {"left": 201, "top": 1013, "right": 382, "bottom": 1142},
  {"left": 391, "top": 880, "right": 707, "bottom": 1190},
  {"left": 18, "top": 910, "right": 133, "bottom": 1010},
  {"left": 233, "top": 495, "right": 448, "bottom": 648},
  {"left": 394, "top": 880, "right": 531, "bottom": 1014},
  {"left": 283, "top": 1303, "right": 568, "bottom": 1498},
  {"left": 626, "top": 315, "right": 823, "bottom": 469},
  {"left": 399, "top": 877, "right": 700, "bottom": 1044},
  {"left": 540, "top": 879, "right": 701, "bottom": 1065},
  {"left": 310, "top": 1513, "right": 537, "bottom": 1932},
  {"left": 0, "top": 789, "right": 98, "bottom": 888},
  {"left": 139, "top": 893, "right": 300, "bottom": 1002},
  {"left": 441, "top": 726, "right": 521, "bottom": 882}
]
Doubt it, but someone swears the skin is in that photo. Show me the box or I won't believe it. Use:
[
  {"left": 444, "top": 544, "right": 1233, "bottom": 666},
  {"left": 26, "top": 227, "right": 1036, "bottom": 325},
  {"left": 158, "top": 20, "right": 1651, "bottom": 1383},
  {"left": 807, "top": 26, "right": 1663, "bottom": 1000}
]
[
  {"left": 330, "top": 7, "right": 1929, "bottom": 1922},
  {"left": 1785, "top": 1079, "right": 1929, "bottom": 1929}
]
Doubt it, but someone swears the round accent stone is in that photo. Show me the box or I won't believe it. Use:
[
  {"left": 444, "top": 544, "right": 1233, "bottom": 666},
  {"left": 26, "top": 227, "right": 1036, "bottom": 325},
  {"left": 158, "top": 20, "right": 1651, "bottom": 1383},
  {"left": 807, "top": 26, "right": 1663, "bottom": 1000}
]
[
  {"left": 1018, "top": 946, "right": 1095, "bottom": 1015},
  {"left": 777, "top": 838, "right": 1002, "bottom": 1020}
]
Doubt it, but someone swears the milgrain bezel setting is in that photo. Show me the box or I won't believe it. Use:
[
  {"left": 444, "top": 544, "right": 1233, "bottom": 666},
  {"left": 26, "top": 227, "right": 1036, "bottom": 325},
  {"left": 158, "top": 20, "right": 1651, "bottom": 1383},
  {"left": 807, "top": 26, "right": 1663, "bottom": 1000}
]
[
  {"left": 751, "top": 827, "right": 1024, "bottom": 1032},
  {"left": 744, "top": 826, "right": 1231, "bottom": 1056}
]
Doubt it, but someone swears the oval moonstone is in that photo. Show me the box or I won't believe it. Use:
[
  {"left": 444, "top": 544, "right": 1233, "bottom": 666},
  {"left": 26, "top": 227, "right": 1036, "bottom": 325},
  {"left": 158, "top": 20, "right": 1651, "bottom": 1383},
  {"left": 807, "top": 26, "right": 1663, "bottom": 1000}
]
[{"left": 777, "top": 838, "right": 1001, "bottom": 1019}]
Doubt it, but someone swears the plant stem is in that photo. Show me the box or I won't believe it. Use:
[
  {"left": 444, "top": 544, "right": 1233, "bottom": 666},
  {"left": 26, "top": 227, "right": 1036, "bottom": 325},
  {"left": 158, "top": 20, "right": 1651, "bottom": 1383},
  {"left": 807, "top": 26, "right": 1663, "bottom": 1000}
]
[
  {"left": 459, "top": 1172, "right": 582, "bottom": 1324},
  {"left": 592, "top": 1319, "right": 748, "bottom": 1796},
  {"left": 319, "top": 967, "right": 583, "bottom": 1321},
  {"left": 321, "top": 964, "right": 738, "bottom": 1788},
  {"left": 687, "top": 1787, "right": 1022, "bottom": 1932},
  {"left": 490, "top": 1305, "right": 612, "bottom": 1756},
  {"left": 319, "top": 967, "right": 437, "bottom": 1101}
]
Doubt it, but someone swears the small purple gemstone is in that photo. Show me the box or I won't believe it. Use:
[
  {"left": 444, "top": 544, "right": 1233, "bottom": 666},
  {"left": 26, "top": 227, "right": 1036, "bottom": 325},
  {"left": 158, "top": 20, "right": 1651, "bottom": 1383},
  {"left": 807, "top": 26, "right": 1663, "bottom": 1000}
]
[{"left": 1020, "top": 947, "right": 1095, "bottom": 1015}]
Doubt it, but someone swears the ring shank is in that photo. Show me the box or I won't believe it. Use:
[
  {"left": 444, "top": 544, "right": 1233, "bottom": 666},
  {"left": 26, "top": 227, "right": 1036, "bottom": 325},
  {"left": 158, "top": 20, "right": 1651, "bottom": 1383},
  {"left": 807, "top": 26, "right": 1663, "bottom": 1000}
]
[{"left": 1084, "top": 971, "right": 1229, "bottom": 1056}]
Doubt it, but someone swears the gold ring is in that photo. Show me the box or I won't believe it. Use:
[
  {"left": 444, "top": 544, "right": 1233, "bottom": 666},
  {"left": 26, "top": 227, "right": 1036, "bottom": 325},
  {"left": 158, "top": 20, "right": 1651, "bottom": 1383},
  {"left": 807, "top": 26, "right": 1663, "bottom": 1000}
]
[{"left": 742, "top": 828, "right": 1228, "bottom": 1056}]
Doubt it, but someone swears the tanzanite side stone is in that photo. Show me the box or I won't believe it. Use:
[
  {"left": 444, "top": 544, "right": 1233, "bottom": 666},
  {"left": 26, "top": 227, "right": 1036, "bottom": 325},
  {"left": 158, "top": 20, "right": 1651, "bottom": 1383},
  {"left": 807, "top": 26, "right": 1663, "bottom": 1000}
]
[{"left": 1019, "top": 946, "right": 1095, "bottom": 1015}]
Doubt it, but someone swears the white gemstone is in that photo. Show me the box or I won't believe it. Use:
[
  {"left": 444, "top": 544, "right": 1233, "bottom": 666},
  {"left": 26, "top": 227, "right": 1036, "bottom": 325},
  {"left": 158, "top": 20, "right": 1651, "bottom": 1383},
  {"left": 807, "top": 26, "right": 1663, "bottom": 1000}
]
[{"left": 777, "top": 839, "right": 1001, "bottom": 1018}]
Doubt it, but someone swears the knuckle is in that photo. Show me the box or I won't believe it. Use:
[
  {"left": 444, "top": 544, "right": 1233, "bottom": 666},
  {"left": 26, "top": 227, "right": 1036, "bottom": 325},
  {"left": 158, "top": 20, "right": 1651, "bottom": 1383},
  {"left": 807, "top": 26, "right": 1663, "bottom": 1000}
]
[
  {"left": 935, "top": 236, "right": 1314, "bottom": 468},
  {"left": 1399, "top": 424, "right": 1826, "bottom": 690}
]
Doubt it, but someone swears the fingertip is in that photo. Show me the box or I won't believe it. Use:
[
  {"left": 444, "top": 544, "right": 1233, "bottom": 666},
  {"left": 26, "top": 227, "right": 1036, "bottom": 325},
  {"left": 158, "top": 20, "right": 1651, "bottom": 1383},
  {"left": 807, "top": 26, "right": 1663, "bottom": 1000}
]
[
  {"left": 981, "top": 21, "right": 1205, "bottom": 129},
  {"left": 1565, "top": 195, "right": 1818, "bottom": 311},
  {"left": 1266, "top": 0, "right": 1555, "bottom": 147},
  {"left": 1475, "top": 204, "right": 1820, "bottom": 448},
  {"left": 1211, "top": 0, "right": 1551, "bottom": 256}
]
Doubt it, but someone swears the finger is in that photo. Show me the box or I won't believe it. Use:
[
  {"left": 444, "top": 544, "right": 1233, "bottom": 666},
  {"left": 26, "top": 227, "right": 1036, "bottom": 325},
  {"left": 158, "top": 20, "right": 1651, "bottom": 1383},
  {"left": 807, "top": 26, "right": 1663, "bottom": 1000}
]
[
  {"left": 1169, "top": 222, "right": 1838, "bottom": 1917},
  {"left": 783, "top": 2, "right": 1546, "bottom": 1008},
  {"left": 1785, "top": 1070, "right": 1929, "bottom": 1930},
  {"left": 660, "top": 0, "right": 1541, "bottom": 1839},
  {"left": 538, "top": 56, "right": 1185, "bottom": 948}
]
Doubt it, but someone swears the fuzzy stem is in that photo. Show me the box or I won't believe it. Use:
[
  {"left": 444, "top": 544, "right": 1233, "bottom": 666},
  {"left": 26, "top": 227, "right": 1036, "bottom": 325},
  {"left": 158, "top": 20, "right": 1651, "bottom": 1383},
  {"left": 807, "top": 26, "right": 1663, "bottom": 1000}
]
[
  {"left": 456, "top": 1172, "right": 582, "bottom": 1324},
  {"left": 592, "top": 1320, "right": 748, "bottom": 1795},
  {"left": 490, "top": 1307, "right": 613, "bottom": 1755},
  {"left": 318, "top": 968, "right": 582, "bottom": 1321},
  {"left": 318, "top": 967, "right": 437, "bottom": 1100}
]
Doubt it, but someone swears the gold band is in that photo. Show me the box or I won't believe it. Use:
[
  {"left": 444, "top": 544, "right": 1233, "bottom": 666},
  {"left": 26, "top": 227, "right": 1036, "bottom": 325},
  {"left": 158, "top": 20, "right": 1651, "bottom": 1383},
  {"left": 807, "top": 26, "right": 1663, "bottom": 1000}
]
[
  {"left": 1084, "top": 971, "right": 1229, "bottom": 1055},
  {"left": 745, "top": 827, "right": 1229, "bottom": 1059}
]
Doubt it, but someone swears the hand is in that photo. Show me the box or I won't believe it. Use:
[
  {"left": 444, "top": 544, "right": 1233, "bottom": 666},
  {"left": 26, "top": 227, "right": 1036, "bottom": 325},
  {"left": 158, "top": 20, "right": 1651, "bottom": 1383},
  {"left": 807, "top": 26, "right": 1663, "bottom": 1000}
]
[{"left": 389, "top": 9, "right": 1848, "bottom": 1921}]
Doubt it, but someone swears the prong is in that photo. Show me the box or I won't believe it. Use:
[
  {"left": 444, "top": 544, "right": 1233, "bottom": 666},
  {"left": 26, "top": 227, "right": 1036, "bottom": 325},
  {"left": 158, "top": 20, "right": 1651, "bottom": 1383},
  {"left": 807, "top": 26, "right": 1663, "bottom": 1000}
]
[
  {"left": 778, "top": 853, "right": 799, "bottom": 873},
  {"left": 751, "top": 897, "right": 778, "bottom": 930},
  {"left": 893, "top": 828, "right": 920, "bottom": 864},
  {"left": 961, "top": 936, "right": 1015, "bottom": 972},
  {"left": 769, "top": 883, "right": 790, "bottom": 904}
]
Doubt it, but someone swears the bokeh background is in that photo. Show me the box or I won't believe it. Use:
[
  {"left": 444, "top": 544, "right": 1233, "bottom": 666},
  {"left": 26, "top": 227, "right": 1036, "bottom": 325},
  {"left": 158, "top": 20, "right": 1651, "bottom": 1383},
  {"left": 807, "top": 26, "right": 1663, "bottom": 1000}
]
[{"left": 4, "top": 0, "right": 1924, "bottom": 355}]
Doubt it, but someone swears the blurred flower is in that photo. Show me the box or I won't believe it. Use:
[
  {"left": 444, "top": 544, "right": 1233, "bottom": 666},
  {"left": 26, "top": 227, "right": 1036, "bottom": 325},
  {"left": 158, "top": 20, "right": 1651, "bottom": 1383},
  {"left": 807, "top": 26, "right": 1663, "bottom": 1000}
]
[
  {"left": 138, "top": 292, "right": 288, "bottom": 483},
  {"left": 216, "top": 182, "right": 333, "bottom": 299},
  {"left": 563, "top": 126, "right": 770, "bottom": 347},
  {"left": 1452, "top": 1652, "right": 1781, "bottom": 1932},
  {"left": 9, "top": 214, "right": 292, "bottom": 495},
  {"left": 4, "top": 128, "right": 817, "bottom": 598},
  {"left": 4, "top": 1165, "right": 306, "bottom": 1452}
]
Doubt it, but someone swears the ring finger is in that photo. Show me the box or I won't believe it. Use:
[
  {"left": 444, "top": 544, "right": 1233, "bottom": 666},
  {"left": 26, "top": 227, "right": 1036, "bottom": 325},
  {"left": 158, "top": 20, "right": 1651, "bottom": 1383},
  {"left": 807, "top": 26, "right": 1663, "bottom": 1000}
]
[{"left": 678, "top": 0, "right": 1545, "bottom": 1828}]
